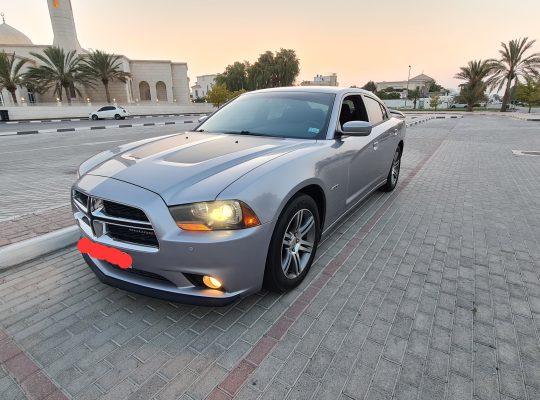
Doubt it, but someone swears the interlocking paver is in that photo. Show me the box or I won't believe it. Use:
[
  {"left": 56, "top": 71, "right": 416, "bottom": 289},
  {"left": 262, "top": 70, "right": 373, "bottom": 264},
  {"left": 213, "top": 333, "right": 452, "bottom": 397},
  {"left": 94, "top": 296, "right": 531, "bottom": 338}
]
[{"left": 2, "top": 116, "right": 540, "bottom": 399}]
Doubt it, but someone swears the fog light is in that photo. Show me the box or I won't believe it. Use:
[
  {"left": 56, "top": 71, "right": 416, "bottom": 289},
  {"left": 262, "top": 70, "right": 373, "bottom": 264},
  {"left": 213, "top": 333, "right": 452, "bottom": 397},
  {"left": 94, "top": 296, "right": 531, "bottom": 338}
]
[{"left": 202, "top": 275, "right": 222, "bottom": 289}]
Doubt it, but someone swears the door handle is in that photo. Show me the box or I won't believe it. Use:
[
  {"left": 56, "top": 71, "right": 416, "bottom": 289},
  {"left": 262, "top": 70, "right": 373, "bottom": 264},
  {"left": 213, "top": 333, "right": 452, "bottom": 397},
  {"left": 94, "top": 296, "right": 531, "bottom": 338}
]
[{"left": 373, "top": 141, "right": 379, "bottom": 150}]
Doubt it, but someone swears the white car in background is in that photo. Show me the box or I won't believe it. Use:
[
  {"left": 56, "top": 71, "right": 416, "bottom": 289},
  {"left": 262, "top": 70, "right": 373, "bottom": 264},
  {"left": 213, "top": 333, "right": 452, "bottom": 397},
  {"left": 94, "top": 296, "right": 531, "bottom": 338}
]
[{"left": 90, "top": 106, "right": 129, "bottom": 120}]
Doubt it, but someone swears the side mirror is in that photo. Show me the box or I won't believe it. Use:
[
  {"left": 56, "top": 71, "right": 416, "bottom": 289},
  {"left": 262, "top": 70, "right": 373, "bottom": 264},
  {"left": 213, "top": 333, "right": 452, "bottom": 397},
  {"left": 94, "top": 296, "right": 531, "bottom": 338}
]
[
  {"left": 198, "top": 115, "right": 209, "bottom": 123},
  {"left": 341, "top": 121, "right": 372, "bottom": 136}
]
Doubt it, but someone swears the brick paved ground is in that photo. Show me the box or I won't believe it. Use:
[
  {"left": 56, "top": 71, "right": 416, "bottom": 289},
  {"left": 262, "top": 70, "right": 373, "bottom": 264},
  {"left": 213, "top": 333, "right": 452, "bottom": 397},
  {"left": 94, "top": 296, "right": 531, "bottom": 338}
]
[
  {"left": 0, "top": 205, "right": 72, "bottom": 248},
  {"left": 1, "top": 116, "right": 540, "bottom": 400}
]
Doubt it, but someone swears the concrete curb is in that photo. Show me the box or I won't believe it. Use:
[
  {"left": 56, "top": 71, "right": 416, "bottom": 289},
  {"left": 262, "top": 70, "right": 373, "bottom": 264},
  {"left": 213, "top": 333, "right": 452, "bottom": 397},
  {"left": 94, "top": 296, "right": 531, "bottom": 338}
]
[
  {"left": 0, "top": 113, "right": 206, "bottom": 124},
  {"left": 0, "top": 119, "right": 197, "bottom": 137},
  {"left": 0, "top": 226, "right": 79, "bottom": 270}
]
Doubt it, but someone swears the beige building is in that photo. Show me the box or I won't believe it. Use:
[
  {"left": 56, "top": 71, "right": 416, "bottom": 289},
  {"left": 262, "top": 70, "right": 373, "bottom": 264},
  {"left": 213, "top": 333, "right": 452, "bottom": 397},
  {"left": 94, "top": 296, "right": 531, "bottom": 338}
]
[
  {"left": 0, "top": 0, "right": 190, "bottom": 106},
  {"left": 191, "top": 74, "right": 217, "bottom": 99},
  {"left": 376, "top": 73, "right": 435, "bottom": 94},
  {"left": 301, "top": 73, "right": 338, "bottom": 87}
]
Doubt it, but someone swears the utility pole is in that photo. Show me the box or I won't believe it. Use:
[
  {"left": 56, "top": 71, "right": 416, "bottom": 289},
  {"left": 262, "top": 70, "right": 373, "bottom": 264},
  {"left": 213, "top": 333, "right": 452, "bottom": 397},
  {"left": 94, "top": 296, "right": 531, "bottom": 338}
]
[{"left": 404, "top": 65, "right": 411, "bottom": 108}]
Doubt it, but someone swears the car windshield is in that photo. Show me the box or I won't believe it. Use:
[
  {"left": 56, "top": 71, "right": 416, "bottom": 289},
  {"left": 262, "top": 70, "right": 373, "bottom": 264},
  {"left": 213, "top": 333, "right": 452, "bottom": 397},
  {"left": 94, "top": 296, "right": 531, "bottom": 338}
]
[{"left": 196, "top": 91, "right": 335, "bottom": 139}]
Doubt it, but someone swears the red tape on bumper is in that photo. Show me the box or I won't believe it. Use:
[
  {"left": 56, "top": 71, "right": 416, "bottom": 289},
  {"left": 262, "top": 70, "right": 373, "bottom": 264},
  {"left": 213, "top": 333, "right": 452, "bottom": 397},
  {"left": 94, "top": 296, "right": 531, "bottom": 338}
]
[{"left": 77, "top": 238, "right": 132, "bottom": 269}]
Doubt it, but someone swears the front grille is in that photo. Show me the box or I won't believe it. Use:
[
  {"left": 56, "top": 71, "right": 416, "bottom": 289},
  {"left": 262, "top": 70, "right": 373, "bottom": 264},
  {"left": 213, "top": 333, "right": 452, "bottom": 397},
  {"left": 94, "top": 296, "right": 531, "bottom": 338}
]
[
  {"left": 73, "top": 190, "right": 89, "bottom": 208},
  {"left": 109, "top": 264, "right": 173, "bottom": 285},
  {"left": 108, "top": 224, "right": 158, "bottom": 247},
  {"left": 103, "top": 200, "right": 149, "bottom": 221}
]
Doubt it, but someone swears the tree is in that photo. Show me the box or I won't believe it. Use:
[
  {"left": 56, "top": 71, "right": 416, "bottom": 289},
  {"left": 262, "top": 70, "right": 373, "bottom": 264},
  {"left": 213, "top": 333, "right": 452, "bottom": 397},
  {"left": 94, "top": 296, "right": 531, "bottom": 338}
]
[
  {"left": 407, "top": 88, "right": 421, "bottom": 109},
  {"left": 0, "top": 51, "right": 28, "bottom": 104},
  {"left": 247, "top": 49, "right": 300, "bottom": 89},
  {"left": 454, "top": 60, "right": 493, "bottom": 111},
  {"left": 216, "top": 61, "right": 249, "bottom": 92},
  {"left": 515, "top": 77, "right": 540, "bottom": 112},
  {"left": 362, "top": 81, "right": 377, "bottom": 92},
  {"left": 80, "top": 50, "right": 131, "bottom": 103},
  {"left": 429, "top": 95, "right": 441, "bottom": 110},
  {"left": 206, "top": 84, "right": 231, "bottom": 107},
  {"left": 25, "top": 47, "right": 92, "bottom": 104},
  {"left": 488, "top": 37, "right": 540, "bottom": 112},
  {"left": 273, "top": 49, "right": 300, "bottom": 87},
  {"left": 375, "top": 91, "right": 400, "bottom": 100},
  {"left": 428, "top": 81, "right": 444, "bottom": 92}
]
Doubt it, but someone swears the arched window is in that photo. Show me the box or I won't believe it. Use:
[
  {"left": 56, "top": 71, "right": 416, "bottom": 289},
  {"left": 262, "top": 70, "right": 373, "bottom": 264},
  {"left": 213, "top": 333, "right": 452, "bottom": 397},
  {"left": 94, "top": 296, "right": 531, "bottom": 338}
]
[
  {"left": 139, "top": 81, "right": 151, "bottom": 101},
  {"left": 156, "top": 81, "right": 167, "bottom": 101}
]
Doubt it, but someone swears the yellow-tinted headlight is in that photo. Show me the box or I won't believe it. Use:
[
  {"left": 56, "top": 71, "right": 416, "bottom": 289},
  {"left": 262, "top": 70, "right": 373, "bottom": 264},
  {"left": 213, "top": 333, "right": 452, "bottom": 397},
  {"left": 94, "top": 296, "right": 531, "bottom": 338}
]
[{"left": 169, "top": 200, "right": 260, "bottom": 231}]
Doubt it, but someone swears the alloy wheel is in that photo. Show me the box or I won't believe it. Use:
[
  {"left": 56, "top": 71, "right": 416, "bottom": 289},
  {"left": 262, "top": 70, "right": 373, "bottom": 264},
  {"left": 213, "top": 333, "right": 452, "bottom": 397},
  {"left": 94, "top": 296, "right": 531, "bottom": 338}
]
[
  {"left": 391, "top": 151, "right": 400, "bottom": 185},
  {"left": 281, "top": 209, "right": 316, "bottom": 279}
]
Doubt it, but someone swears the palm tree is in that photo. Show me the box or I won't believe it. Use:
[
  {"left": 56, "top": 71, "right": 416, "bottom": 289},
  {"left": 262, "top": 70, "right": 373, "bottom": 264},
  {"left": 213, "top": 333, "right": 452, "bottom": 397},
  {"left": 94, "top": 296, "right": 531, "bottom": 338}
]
[
  {"left": 80, "top": 50, "right": 131, "bottom": 103},
  {"left": 454, "top": 60, "right": 493, "bottom": 112},
  {"left": 488, "top": 38, "right": 540, "bottom": 112},
  {"left": 0, "top": 51, "right": 28, "bottom": 104},
  {"left": 25, "top": 46, "right": 92, "bottom": 104}
]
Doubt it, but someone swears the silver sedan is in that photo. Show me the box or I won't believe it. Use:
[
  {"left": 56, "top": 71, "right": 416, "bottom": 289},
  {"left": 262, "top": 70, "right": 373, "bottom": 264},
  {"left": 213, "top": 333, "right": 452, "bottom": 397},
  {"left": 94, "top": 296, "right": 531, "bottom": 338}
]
[{"left": 72, "top": 87, "right": 405, "bottom": 305}]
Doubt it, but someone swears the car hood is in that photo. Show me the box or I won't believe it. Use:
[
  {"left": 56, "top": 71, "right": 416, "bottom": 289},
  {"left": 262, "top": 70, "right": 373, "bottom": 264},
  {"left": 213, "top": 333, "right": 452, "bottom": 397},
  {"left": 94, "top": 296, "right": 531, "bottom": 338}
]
[{"left": 86, "top": 132, "right": 316, "bottom": 205}]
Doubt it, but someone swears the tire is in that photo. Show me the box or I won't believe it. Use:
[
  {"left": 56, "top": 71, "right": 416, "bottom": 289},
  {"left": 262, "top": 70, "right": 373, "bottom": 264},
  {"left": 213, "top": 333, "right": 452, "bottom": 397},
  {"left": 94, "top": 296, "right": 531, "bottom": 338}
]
[
  {"left": 264, "top": 194, "right": 320, "bottom": 292},
  {"left": 114, "top": 114, "right": 121, "bottom": 120},
  {"left": 91, "top": 114, "right": 98, "bottom": 120},
  {"left": 379, "top": 147, "right": 401, "bottom": 192}
]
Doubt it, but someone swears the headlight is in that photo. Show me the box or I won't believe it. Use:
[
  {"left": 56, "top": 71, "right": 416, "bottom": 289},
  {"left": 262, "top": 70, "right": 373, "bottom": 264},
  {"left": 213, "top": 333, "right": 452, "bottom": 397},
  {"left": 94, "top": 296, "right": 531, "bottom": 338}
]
[{"left": 169, "top": 200, "right": 260, "bottom": 231}]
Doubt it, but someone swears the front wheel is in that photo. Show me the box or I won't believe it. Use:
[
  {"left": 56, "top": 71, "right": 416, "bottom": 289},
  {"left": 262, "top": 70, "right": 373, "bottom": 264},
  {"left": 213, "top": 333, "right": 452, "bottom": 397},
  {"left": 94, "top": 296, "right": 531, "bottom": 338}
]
[
  {"left": 264, "top": 194, "right": 320, "bottom": 292},
  {"left": 114, "top": 114, "right": 121, "bottom": 120},
  {"left": 379, "top": 147, "right": 401, "bottom": 192},
  {"left": 91, "top": 114, "right": 98, "bottom": 120}
]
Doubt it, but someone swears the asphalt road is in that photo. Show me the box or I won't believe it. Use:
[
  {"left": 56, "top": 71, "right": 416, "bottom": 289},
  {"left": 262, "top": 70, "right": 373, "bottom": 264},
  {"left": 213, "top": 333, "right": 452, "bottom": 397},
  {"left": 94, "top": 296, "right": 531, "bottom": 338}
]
[
  {"left": 0, "top": 115, "right": 200, "bottom": 134},
  {"left": 0, "top": 123, "right": 197, "bottom": 220}
]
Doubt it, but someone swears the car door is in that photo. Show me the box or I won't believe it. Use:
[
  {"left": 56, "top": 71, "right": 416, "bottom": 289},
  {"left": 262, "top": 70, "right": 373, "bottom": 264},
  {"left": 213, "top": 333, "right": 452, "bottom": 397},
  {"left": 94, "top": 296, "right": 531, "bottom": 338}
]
[
  {"left": 362, "top": 95, "right": 398, "bottom": 179},
  {"left": 105, "top": 106, "right": 116, "bottom": 119},
  {"left": 336, "top": 94, "right": 384, "bottom": 208},
  {"left": 96, "top": 106, "right": 108, "bottom": 118}
]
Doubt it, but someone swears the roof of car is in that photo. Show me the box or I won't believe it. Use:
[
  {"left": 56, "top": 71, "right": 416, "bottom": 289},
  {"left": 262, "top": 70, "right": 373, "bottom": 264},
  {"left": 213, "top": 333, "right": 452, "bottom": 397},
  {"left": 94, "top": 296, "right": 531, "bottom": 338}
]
[{"left": 251, "top": 86, "right": 374, "bottom": 96}]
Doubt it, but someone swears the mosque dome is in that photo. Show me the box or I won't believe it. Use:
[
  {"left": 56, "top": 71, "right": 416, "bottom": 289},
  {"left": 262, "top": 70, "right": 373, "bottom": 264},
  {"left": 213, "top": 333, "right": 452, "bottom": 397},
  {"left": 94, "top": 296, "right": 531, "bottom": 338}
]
[{"left": 0, "top": 18, "right": 33, "bottom": 45}]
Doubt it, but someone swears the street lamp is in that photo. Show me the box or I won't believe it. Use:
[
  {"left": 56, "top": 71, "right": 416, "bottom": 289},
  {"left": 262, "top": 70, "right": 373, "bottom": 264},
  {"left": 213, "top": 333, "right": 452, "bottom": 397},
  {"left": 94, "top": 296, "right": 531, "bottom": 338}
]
[{"left": 404, "top": 65, "right": 411, "bottom": 108}]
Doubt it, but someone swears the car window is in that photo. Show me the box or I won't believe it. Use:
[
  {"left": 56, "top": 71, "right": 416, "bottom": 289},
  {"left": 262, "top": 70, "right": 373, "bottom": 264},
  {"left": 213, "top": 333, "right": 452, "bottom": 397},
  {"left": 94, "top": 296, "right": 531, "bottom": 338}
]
[
  {"left": 363, "top": 96, "right": 385, "bottom": 125},
  {"left": 197, "top": 91, "right": 335, "bottom": 139},
  {"left": 98, "top": 107, "right": 107, "bottom": 111},
  {"left": 339, "top": 95, "right": 369, "bottom": 129}
]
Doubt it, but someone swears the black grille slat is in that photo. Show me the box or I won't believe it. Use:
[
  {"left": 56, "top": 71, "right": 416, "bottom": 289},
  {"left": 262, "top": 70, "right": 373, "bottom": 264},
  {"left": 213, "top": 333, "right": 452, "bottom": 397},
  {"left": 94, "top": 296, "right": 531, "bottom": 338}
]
[
  {"left": 110, "top": 264, "right": 173, "bottom": 284},
  {"left": 103, "top": 200, "right": 149, "bottom": 222},
  {"left": 73, "top": 190, "right": 88, "bottom": 207},
  {"left": 108, "top": 224, "right": 158, "bottom": 247}
]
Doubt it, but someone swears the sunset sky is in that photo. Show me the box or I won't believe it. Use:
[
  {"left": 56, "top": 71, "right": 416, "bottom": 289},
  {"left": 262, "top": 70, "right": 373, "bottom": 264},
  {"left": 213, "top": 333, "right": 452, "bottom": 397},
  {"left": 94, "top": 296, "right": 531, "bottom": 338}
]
[{"left": 3, "top": 0, "right": 540, "bottom": 90}]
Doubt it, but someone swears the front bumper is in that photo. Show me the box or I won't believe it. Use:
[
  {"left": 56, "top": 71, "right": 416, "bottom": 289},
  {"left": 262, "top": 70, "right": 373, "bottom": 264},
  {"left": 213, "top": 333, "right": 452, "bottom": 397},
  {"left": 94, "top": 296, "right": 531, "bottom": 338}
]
[{"left": 73, "top": 174, "right": 274, "bottom": 305}]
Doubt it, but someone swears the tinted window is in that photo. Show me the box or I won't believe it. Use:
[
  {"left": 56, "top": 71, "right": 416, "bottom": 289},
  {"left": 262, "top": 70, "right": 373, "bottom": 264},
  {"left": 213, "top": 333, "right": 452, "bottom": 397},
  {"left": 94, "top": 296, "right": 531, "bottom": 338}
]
[
  {"left": 197, "top": 91, "right": 335, "bottom": 139},
  {"left": 98, "top": 107, "right": 107, "bottom": 111},
  {"left": 364, "top": 96, "right": 385, "bottom": 125},
  {"left": 339, "top": 95, "right": 368, "bottom": 128}
]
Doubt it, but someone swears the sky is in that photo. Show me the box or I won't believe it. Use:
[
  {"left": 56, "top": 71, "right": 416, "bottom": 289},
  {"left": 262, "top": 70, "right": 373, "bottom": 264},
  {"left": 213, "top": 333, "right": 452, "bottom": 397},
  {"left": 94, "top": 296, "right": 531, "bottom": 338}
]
[{"left": 2, "top": 0, "right": 540, "bottom": 90}]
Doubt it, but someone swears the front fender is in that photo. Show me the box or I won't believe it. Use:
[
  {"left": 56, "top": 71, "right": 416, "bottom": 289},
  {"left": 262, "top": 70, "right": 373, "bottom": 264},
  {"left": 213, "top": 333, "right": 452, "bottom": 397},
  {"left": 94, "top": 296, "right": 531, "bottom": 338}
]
[{"left": 216, "top": 142, "right": 347, "bottom": 229}]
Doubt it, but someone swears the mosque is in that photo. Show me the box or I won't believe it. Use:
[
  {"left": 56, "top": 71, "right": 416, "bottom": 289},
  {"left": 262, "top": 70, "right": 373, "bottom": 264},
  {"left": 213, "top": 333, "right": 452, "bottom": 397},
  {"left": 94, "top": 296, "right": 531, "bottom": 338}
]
[{"left": 0, "top": 0, "right": 190, "bottom": 106}]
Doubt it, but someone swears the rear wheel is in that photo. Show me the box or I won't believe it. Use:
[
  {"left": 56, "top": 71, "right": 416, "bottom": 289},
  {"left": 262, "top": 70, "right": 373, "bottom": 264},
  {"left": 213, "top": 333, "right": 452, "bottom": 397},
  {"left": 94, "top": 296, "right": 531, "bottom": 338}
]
[
  {"left": 379, "top": 147, "right": 401, "bottom": 192},
  {"left": 114, "top": 114, "right": 121, "bottom": 120},
  {"left": 91, "top": 114, "right": 98, "bottom": 120},
  {"left": 264, "top": 194, "right": 320, "bottom": 292}
]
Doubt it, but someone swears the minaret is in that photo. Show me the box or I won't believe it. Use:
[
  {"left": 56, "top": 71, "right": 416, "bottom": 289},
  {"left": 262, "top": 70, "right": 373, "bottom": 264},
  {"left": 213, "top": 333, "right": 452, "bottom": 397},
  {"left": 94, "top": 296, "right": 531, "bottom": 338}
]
[{"left": 47, "top": 0, "right": 84, "bottom": 52}]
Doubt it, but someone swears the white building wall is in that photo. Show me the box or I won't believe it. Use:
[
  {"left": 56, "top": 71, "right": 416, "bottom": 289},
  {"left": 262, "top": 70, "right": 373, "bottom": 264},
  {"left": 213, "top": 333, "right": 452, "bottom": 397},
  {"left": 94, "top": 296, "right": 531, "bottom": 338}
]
[
  {"left": 130, "top": 61, "right": 175, "bottom": 103},
  {"left": 171, "top": 63, "right": 190, "bottom": 104}
]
